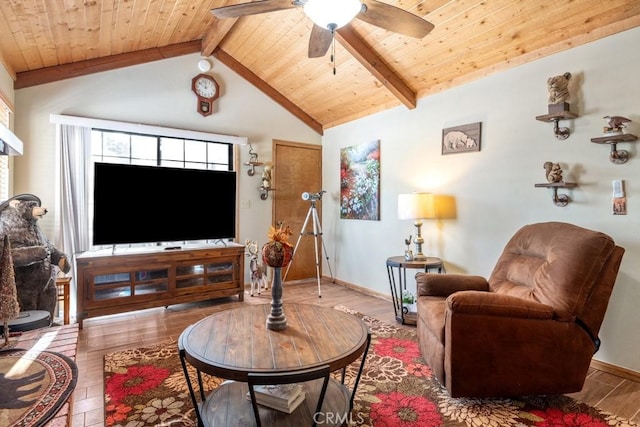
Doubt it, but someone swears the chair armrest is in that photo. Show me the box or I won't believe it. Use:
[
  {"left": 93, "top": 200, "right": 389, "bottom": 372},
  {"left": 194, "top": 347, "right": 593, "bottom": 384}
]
[
  {"left": 416, "top": 273, "right": 489, "bottom": 297},
  {"left": 447, "top": 291, "right": 555, "bottom": 320}
]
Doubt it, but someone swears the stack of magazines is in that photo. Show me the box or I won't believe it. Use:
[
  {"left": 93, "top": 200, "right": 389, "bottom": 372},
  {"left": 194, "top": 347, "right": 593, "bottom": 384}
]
[{"left": 247, "top": 383, "right": 306, "bottom": 414}]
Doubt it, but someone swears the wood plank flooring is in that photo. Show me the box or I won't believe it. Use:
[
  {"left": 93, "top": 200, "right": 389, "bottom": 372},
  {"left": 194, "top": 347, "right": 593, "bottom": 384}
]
[{"left": 71, "top": 279, "right": 640, "bottom": 427}]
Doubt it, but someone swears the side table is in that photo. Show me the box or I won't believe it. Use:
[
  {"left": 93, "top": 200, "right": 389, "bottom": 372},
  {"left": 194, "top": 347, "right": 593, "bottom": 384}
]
[
  {"left": 56, "top": 276, "right": 71, "bottom": 325},
  {"left": 386, "top": 256, "right": 445, "bottom": 325}
]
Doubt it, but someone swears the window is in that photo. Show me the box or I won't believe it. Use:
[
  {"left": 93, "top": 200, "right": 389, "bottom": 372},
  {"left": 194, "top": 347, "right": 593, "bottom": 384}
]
[
  {"left": 54, "top": 113, "right": 245, "bottom": 254},
  {"left": 90, "top": 129, "right": 233, "bottom": 170},
  {"left": 87, "top": 128, "right": 234, "bottom": 248},
  {"left": 0, "top": 95, "right": 12, "bottom": 201}
]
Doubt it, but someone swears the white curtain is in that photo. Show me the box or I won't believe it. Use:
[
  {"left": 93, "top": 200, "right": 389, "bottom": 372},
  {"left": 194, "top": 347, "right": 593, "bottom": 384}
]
[{"left": 57, "top": 124, "right": 91, "bottom": 320}]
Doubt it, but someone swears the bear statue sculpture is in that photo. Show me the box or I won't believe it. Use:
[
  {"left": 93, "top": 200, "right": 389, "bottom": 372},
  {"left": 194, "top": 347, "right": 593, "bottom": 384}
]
[{"left": 0, "top": 194, "right": 71, "bottom": 320}]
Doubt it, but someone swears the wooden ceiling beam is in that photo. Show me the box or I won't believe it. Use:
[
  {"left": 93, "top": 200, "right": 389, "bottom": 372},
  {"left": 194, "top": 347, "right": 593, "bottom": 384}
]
[
  {"left": 14, "top": 41, "right": 201, "bottom": 89},
  {"left": 213, "top": 47, "right": 324, "bottom": 135},
  {"left": 336, "top": 24, "right": 417, "bottom": 110},
  {"left": 201, "top": 17, "right": 238, "bottom": 57}
]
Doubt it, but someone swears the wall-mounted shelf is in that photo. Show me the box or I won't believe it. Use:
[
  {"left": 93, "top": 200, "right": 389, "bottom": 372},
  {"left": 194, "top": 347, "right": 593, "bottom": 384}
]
[
  {"left": 536, "top": 111, "right": 579, "bottom": 140},
  {"left": 245, "top": 143, "right": 263, "bottom": 175},
  {"left": 534, "top": 182, "right": 577, "bottom": 207},
  {"left": 259, "top": 186, "right": 275, "bottom": 200},
  {"left": 590, "top": 133, "right": 638, "bottom": 164},
  {"left": 244, "top": 160, "right": 264, "bottom": 176}
]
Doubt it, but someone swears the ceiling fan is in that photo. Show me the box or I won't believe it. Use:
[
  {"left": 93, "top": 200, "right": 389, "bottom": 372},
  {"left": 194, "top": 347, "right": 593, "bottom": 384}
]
[{"left": 211, "top": 0, "right": 434, "bottom": 59}]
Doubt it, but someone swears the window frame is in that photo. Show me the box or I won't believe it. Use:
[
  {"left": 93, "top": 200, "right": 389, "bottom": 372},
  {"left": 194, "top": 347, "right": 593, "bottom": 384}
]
[{"left": 90, "top": 128, "right": 235, "bottom": 171}]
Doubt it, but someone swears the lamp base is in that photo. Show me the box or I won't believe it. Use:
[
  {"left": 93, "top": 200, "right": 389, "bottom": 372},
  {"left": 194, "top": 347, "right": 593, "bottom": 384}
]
[{"left": 413, "top": 223, "right": 426, "bottom": 261}]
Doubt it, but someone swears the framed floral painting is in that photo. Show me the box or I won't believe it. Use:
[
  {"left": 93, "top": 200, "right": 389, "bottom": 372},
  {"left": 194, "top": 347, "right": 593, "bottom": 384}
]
[{"left": 340, "top": 140, "right": 380, "bottom": 220}]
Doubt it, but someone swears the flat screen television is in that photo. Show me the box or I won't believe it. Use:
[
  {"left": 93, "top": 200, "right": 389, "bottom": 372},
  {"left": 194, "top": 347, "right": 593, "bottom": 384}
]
[{"left": 93, "top": 163, "right": 236, "bottom": 246}]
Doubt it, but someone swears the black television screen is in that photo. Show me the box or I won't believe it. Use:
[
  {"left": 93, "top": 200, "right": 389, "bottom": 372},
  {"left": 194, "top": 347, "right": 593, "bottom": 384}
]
[{"left": 93, "top": 163, "right": 236, "bottom": 245}]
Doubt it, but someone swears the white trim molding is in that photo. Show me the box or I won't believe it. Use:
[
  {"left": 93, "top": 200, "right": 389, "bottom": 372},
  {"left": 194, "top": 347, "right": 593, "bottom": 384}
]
[
  {"left": 0, "top": 122, "right": 24, "bottom": 155},
  {"left": 49, "top": 114, "right": 248, "bottom": 145}
]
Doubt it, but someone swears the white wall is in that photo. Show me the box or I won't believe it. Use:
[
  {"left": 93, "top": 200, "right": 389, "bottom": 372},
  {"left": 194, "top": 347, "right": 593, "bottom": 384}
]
[
  {"left": 321, "top": 26, "right": 640, "bottom": 373},
  {"left": 13, "top": 53, "right": 321, "bottom": 273}
]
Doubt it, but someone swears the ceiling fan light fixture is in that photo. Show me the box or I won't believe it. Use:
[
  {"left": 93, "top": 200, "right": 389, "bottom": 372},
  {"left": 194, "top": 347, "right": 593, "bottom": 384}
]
[{"left": 303, "top": 0, "right": 362, "bottom": 31}]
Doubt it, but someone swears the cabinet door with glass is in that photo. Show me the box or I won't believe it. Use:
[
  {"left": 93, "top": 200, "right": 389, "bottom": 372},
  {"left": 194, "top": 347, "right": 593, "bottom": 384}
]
[
  {"left": 83, "top": 264, "right": 170, "bottom": 309},
  {"left": 174, "top": 257, "right": 238, "bottom": 295}
]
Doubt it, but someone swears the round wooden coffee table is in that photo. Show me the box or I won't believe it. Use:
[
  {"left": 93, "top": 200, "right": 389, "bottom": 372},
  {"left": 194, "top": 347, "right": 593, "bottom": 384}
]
[{"left": 179, "top": 303, "right": 371, "bottom": 427}]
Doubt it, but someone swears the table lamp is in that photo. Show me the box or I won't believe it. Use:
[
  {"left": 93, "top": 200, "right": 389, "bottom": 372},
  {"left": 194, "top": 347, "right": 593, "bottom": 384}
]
[{"left": 398, "top": 193, "right": 435, "bottom": 261}]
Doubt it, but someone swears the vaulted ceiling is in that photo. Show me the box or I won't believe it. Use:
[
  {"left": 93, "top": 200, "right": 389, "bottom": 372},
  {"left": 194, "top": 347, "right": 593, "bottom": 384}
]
[{"left": 1, "top": 1, "right": 639, "bottom": 135}]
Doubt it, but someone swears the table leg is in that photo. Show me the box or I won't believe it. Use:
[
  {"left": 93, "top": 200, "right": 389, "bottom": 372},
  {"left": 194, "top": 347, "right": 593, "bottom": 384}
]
[
  {"left": 348, "top": 332, "right": 372, "bottom": 410},
  {"left": 179, "top": 342, "right": 204, "bottom": 427},
  {"left": 386, "top": 265, "right": 402, "bottom": 321}
]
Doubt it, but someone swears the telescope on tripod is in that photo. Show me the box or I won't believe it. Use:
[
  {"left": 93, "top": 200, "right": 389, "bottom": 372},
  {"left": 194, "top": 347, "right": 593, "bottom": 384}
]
[
  {"left": 283, "top": 190, "right": 334, "bottom": 297},
  {"left": 301, "top": 191, "right": 324, "bottom": 201}
]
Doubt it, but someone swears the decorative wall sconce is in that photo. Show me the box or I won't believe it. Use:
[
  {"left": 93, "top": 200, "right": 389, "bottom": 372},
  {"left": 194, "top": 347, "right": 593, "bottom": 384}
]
[
  {"left": 244, "top": 143, "right": 263, "bottom": 176},
  {"left": 259, "top": 187, "right": 275, "bottom": 200},
  {"left": 534, "top": 182, "right": 577, "bottom": 206},
  {"left": 590, "top": 117, "right": 638, "bottom": 164},
  {"left": 534, "top": 162, "right": 577, "bottom": 206},
  {"left": 535, "top": 72, "right": 578, "bottom": 140},
  {"left": 591, "top": 134, "right": 637, "bottom": 164},
  {"left": 244, "top": 143, "right": 275, "bottom": 199},
  {"left": 536, "top": 111, "right": 578, "bottom": 140},
  {"left": 259, "top": 163, "right": 275, "bottom": 200}
]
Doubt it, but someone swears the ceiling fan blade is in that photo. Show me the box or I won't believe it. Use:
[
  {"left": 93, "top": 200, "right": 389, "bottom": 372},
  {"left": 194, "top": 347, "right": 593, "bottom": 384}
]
[
  {"left": 358, "top": 0, "right": 434, "bottom": 38},
  {"left": 308, "top": 25, "right": 333, "bottom": 58},
  {"left": 211, "top": 0, "right": 298, "bottom": 19}
]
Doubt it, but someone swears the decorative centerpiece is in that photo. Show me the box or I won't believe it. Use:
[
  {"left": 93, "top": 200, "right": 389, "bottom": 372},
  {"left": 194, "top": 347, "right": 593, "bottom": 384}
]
[
  {"left": 262, "top": 224, "right": 294, "bottom": 268},
  {"left": 262, "top": 224, "right": 294, "bottom": 330}
]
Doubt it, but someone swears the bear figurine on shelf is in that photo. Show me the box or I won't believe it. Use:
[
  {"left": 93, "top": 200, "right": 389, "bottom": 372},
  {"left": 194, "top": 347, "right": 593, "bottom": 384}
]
[
  {"left": 0, "top": 194, "right": 71, "bottom": 320},
  {"left": 547, "top": 72, "right": 572, "bottom": 105}
]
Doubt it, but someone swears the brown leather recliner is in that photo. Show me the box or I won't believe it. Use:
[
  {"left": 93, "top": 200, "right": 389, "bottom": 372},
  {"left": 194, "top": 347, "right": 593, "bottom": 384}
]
[{"left": 416, "top": 221, "right": 625, "bottom": 398}]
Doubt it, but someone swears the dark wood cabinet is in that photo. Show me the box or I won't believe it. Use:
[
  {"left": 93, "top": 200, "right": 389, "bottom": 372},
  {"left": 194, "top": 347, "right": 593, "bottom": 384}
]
[{"left": 76, "top": 244, "right": 244, "bottom": 328}]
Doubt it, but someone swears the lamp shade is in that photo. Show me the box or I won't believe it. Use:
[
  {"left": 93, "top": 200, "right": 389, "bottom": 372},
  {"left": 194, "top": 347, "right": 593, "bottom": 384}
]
[
  {"left": 303, "top": 0, "right": 362, "bottom": 30},
  {"left": 398, "top": 193, "right": 436, "bottom": 220}
]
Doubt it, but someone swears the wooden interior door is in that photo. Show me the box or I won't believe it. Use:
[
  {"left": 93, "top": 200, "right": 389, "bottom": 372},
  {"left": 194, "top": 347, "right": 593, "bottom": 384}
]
[{"left": 272, "top": 140, "right": 322, "bottom": 282}]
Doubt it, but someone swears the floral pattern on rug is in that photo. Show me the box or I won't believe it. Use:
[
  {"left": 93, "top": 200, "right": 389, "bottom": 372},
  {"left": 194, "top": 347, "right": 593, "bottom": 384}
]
[{"left": 103, "top": 306, "right": 637, "bottom": 427}]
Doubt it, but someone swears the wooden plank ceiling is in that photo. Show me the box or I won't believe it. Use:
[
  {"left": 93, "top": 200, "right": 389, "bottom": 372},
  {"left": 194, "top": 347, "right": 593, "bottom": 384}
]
[{"left": 1, "top": 1, "right": 639, "bottom": 135}]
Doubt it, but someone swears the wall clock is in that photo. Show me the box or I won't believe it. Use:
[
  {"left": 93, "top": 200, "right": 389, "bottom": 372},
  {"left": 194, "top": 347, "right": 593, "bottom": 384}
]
[{"left": 191, "top": 73, "right": 220, "bottom": 116}]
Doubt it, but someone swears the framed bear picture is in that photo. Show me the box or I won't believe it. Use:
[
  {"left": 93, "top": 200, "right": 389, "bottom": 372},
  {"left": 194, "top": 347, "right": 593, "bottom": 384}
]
[{"left": 442, "top": 122, "right": 482, "bottom": 155}]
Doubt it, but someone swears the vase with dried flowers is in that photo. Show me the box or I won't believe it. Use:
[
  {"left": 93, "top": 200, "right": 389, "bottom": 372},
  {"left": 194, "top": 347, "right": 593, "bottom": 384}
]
[{"left": 262, "top": 224, "right": 294, "bottom": 330}]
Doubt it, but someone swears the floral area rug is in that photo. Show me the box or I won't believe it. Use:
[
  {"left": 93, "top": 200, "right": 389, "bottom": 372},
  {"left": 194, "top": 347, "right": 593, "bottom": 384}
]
[{"left": 103, "top": 306, "right": 637, "bottom": 427}]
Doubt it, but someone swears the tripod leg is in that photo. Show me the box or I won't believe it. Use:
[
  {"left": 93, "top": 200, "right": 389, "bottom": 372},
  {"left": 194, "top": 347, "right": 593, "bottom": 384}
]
[
  {"left": 283, "top": 204, "right": 313, "bottom": 281},
  {"left": 313, "top": 209, "right": 334, "bottom": 284},
  {"left": 313, "top": 207, "right": 335, "bottom": 296},
  {"left": 310, "top": 206, "right": 322, "bottom": 297}
]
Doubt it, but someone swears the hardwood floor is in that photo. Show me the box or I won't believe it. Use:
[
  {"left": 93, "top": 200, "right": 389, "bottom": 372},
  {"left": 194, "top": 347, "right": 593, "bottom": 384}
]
[{"left": 71, "top": 279, "right": 640, "bottom": 427}]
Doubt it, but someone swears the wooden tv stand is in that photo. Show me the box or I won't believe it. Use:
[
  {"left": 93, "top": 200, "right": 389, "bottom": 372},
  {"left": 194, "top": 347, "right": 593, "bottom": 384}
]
[{"left": 75, "top": 243, "right": 244, "bottom": 329}]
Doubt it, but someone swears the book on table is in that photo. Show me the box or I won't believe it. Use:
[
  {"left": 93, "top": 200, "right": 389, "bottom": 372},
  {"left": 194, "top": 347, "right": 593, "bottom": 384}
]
[
  {"left": 247, "top": 383, "right": 306, "bottom": 413},
  {"left": 256, "top": 391, "right": 306, "bottom": 414}
]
